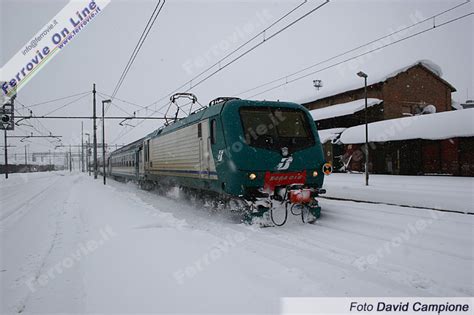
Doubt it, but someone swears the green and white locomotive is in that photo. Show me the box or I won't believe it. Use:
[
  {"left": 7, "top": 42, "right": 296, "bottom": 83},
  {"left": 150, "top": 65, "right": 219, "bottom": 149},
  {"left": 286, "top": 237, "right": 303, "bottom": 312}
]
[{"left": 108, "top": 96, "right": 331, "bottom": 226}]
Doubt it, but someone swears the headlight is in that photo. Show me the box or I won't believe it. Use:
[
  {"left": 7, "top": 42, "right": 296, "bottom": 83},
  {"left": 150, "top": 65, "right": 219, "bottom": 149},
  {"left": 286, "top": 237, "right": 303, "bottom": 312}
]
[
  {"left": 249, "top": 173, "right": 257, "bottom": 180},
  {"left": 312, "top": 170, "right": 318, "bottom": 177}
]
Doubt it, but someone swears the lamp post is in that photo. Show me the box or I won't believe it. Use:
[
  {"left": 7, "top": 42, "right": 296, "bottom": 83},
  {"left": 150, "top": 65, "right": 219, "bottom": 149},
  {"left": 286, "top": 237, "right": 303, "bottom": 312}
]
[
  {"left": 101, "top": 99, "right": 111, "bottom": 185},
  {"left": 357, "top": 71, "right": 369, "bottom": 186}
]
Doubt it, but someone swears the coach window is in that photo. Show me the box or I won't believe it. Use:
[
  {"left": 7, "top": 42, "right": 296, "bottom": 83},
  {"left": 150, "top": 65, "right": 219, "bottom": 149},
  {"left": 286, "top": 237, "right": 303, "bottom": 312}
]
[{"left": 210, "top": 119, "right": 217, "bottom": 144}]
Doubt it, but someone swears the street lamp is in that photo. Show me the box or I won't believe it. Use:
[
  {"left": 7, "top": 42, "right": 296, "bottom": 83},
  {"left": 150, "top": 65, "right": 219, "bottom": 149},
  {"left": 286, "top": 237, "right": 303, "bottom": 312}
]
[
  {"left": 102, "top": 99, "right": 111, "bottom": 185},
  {"left": 313, "top": 79, "right": 323, "bottom": 91},
  {"left": 357, "top": 71, "right": 369, "bottom": 186}
]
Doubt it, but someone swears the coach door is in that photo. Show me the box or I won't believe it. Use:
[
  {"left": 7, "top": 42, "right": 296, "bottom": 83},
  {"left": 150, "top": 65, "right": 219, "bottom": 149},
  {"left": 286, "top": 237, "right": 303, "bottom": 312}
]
[
  {"left": 144, "top": 139, "right": 151, "bottom": 170},
  {"left": 138, "top": 147, "right": 144, "bottom": 176},
  {"left": 198, "top": 122, "right": 211, "bottom": 179},
  {"left": 135, "top": 149, "right": 140, "bottom": 178}
]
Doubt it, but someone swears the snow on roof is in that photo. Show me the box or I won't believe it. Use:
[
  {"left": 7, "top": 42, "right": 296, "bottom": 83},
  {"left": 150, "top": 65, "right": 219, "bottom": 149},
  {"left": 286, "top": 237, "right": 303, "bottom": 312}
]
[
  {"left": 297, "top": 60, "right": 446, "bottom": 105},
  {"left": 318, "top": 128, "right": 346, "bottom": 144},
  {"left": 310, "top": 98, "right": 382, "bottom": 121},
  {"left": 339, "top": 108, "right": 474, "bottom": 144},
  {"left": 384, "top": 59, "right": 442, "bottom": 79}
]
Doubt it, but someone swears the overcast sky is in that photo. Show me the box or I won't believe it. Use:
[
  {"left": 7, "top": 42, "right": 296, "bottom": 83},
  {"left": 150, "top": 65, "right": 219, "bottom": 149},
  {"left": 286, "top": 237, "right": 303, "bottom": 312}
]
[{"left": 1, "top": 0, "right": 472, "bottom": 156}]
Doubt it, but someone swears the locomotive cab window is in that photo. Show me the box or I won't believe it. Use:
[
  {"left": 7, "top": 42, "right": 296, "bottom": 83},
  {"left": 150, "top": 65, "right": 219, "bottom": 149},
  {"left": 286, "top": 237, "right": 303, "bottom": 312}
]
[
  {"left": 239, "top": 107, "right": 314, "bottom": 153},
  {"left": 210, "top": 119, "right": 217, "bottom": 144}
]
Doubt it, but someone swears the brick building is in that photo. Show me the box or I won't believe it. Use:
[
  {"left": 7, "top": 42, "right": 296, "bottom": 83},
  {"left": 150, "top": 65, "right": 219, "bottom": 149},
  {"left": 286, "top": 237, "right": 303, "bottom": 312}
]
[
  {"left": 301, "top": 60, "right": 474, "bottom": 176},
  {"left": 304, "top": 60, "right": 456, "bottom": 122}
]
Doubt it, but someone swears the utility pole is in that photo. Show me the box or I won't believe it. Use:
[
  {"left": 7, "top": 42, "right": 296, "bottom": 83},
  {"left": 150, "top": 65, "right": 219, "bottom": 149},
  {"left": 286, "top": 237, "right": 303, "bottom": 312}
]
[
  {"left": 92, "top": 83, "right": 98, "bottom": 179},
  {"left": 3, "top": 95, "right": 15, "bottom": 179},
  {"left": 85, "top": 133, "right": 91, "bottom": 176},
  {"left": 102, "top": 99, "right": 111, "bottom": 185},
  {"left": 3, "top": 130, "right": 7, "bottom": 179},
  {"left": 69, "top": 144, "right": 72, "bottom": 172},
  {"left": 78, "top": 145, "right": 81, "bottom": 171},
  {"left": 24, "top": 145, "right": 27, "bottom": 168},
  {"left": 81, "top": 121, "right": 84, "bottom": 172},
  {"left": 87, "top": 144, "right": 91, "bottom": 176}
]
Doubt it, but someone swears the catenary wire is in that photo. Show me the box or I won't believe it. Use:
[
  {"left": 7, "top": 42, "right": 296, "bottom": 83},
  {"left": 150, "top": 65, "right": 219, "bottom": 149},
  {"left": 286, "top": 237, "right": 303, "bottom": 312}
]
[
  {"left": 146, "top": 0, "right": 329, "bottom": 112},
  {"left": 17, "top": 91, "right": 90, "bottom": 109},
  {"left": 111, "top": 0, "right": 330, "bottom": 143},
  {"left": 109, "top": 0, "right": 166, "bottom": 106},
  {"left": 236, "top": 0, "right": 471, "bottom": 97},
  {"left": 246, "top": 12, "right": 474, "bottom": 99}
]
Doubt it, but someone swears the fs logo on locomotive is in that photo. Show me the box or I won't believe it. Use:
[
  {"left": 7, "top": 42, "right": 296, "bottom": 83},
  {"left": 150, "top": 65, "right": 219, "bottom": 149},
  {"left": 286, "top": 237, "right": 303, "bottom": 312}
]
[{"left": 277, "top": 156, "right": 293, "bottom": 170}]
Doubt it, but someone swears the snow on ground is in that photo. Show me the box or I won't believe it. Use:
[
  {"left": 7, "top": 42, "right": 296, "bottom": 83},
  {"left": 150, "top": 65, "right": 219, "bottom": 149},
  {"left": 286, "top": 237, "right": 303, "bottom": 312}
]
[
  {"left": 1, "top": 172, "right": 473, "bottom": 313},
  {"left": 323, "top": 173, "right": 474, "bottom": 214}
]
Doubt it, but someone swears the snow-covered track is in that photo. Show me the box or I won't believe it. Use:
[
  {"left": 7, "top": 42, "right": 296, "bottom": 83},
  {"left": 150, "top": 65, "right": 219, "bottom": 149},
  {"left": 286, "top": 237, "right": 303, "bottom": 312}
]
[{"left": 1, "top": 172, "right": 472, "bottom": 313}]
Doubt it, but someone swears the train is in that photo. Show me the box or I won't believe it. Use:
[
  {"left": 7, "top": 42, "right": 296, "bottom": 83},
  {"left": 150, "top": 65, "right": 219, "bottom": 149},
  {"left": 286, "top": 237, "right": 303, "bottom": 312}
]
[{"left": 107, "top": 96, "right": 332, "bottom": 226}]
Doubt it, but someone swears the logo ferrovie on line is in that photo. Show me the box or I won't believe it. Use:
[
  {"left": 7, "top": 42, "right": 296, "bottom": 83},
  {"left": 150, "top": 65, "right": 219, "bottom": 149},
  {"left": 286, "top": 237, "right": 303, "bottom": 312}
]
[{"left": 0, "top": 0, "right": 111, "bottom": 98}]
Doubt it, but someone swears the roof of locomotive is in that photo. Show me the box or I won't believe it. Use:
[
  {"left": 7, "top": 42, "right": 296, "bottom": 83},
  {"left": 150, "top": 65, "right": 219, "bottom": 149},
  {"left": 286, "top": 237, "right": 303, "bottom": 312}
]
[
  {"left": 110, "top": 99, "right": 307, "bottom": 155},
  {"left": 147, "top": 99, "right": 306, "bottom": 139}
]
